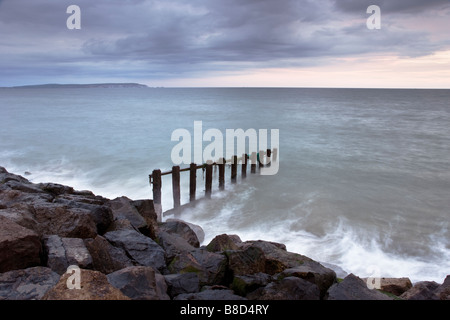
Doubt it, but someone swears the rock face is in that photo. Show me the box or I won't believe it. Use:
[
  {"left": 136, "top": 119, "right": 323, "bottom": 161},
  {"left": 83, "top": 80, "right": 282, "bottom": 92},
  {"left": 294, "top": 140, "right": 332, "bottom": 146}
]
[
  {"left": 248, "top": 276, "right": 320, "bottom": 300},
  {"left": 0, "top": 216, "right": 42, "bottom": 273}
]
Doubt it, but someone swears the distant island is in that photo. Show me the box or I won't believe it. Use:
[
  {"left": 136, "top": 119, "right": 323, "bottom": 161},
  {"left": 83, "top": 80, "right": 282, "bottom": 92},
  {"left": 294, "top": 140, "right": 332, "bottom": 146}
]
[{"left": 5, "top": 83, "right": 148, "bottom": 89}]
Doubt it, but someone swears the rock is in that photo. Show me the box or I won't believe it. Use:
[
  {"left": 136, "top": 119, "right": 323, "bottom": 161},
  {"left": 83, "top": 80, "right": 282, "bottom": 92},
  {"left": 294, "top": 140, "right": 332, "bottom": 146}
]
[
  {"left": 132, "top": 199, "right": 158, "bottom": 239},
  {"left": 435, "top": 275, "right": 450, "bottom": 300},
  {"left": 44, "top": 235, "right": 93, "bottom": 275},
  {"left": 225, "top": 246, "right": 266, "bottom": 276},
  {"left": 378, "top": 277, "right": 412, "bottom": 296},
  {"left": 326, "top": 274, "right": 393, "bottom": 300},
  {"left": 278, "top": 260, "right": 336, "bottom": 298},
  {"left": 206, "top": 234, "right": 241, "bottom": 252},
  {"left": 156, "top": 230, "right": 195, "bottom": 262},
  {"left": 38, "top": 183, "right": 74, "bottom": 196},
  {"left": 0, "top": 216, "right": 42, "bottom": 273},
  {"left": 168, "top": 248, "right": 228, "bottom": 286},
  {"left": 320, "top": 262, "right": 348, "bottom": 279},
  {"left": 242, "top": 240, "right": 312, "bottom": 275},
  {"left": 174, "top": 288, "right": 247, "bottom": 300},
  {"left": 159, "top": 219, "right": 201, "bottom": 248},
  {"left": 42, "top": 269, "right": 130, "bottom": 300},
  {"left": 248, "top": 276, "right": 320, "bottom": 300},
  {"left": 166, "top": 218, "right": 205, "bottom": 244},
  {"left": 107, "top": 266, "right": 170, "bottom": 300},
  {"left": 104, "top": 229, "right": 166, "bottom": 272},
  {"left": 400, "top": 281, "right": 440, "bottom": 300},
  {"left": 164, "top": 273, "right": 200, "bottom": 298},
  {"left": 84, "top": 235, "right": 133, "bottom": 274},
  {"left": 231, "top": 273, "right": 272, "bottom": 297},
  {"left": 109, "top": 197, "right": 148, "bottom": 233},
  {"left": 0, "top": 204, "right": 40, "bottom": 234},
  {"left": 33, "top": 203, "right": 98, "bottom": 239},
  {"left": 0, "top": 267, "right": 60, "bottom": 300}
]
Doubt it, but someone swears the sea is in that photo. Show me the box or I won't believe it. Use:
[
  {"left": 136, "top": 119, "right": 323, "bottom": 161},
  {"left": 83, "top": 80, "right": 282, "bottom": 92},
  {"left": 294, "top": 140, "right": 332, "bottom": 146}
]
[{"left": 1, "top": 87, "right": 449, "bottom": 283}]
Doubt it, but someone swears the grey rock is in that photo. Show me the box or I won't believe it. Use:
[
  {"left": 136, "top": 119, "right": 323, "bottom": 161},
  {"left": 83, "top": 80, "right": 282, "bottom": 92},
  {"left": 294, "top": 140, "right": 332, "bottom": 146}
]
[
  {"left": 164, "top": 273, "right": 200, "bottom": 298},
  {"left": 231, "top": 273, "right": 272, "bottom": 297},
  {"left": 174, "top": 289, "right": 247, "bottom": 300},
  {"left": 0, "top": 267, "right": 60, "bottom": 300},
  {"left": 326, "top": 274, "right": 393, "bottom": 300},
  {"left": 104, "top": 229, "right": 166, "bottom": 271},
  {"left": 248, "top": 276, "right": 320, "bottom": 300},
  {"left": 400, "top": 281, "right": 440, "bottom": 300},
  {"left": 107, "top": 266, "right": 169, "bottom": 300},
  {"left": 160, "top": 219, "right": 201, "bottom": 248}
]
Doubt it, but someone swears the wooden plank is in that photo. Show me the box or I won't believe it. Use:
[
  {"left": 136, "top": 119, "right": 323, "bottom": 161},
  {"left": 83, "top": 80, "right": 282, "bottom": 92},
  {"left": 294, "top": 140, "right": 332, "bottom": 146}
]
[
  {"left": 172, "top": 166, "right": 181, "bottom": 208},
  {"left": 219, "top": 157, "right": 225, "bottom": 190},
  {"left": 241, "top": 153, "right": 247, "bottom": 178},
  {"left": 205, "top": 162, "right": 213, "bottom": 199},
  {"left": 152, "top": 169, "right": 162, "bottom": 222},
  {"left": 231, "top": 155, "right": 238, "bottom": 183},
  {"left": 189, "top": 163, "right": 197, "bottom": 202},
  {"left": 250, "top": 152, "right": 257, "bottom": 174}
]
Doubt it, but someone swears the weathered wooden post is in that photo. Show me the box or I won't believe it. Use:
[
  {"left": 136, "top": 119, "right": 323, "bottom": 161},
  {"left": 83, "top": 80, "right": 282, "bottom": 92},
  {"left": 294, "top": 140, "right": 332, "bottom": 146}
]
[
  {"left": 205, "top": 162, "right": 213, "bottom": 199},
  {"left": 272, "top": 148, "right": 278, "bottom": 164},
  {"left": 172, "top": 166, "right": 181, "bottom": 209},
  {"left": 266, "top": 149, "right": 272, "bottom": 167},
  {"left": 189, "top": 163, "right": 197, "bottom": 202},
  {"left": 152, "top": 169, "right": 162, "bottom": 222},
  {"left": 259, "top": 150, "right": 266, "bottom": 168},
  {"left": 231, "top": 155, "right": 238, "bottom": 183},
  {"left": 241, "top": 153, "right": 247, "bottom": 178},
  {"left": 250, "top": 152, "right": 257, "bottom": 174},
  {"left": 219, "top": 158, "right": 225, "bottom": 190}
]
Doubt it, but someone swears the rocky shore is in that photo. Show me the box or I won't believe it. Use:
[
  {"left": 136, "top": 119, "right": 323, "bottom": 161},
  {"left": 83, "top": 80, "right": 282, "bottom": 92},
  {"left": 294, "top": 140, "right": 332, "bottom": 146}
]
[{"left": 0, "top": 166, "right": 448, "bottom": 300}]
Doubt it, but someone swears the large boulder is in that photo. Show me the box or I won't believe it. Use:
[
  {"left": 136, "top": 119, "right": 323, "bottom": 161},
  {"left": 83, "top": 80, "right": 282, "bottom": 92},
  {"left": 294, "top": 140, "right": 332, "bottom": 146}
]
[
  {"left": 247, "top": 276, "right": 320, "bottom": 300},
  {"left": 159, "top": 219, "right": 201, "bottom": 248},
  {"left": 0, "top": 216, "right": 42, "bottom": 273},
  {"left": 42, "top": 269, "right": 130, "bottom": 300},
  {"left": 231, "top": 273, "right": 273, "bottom": 297},
  {"left": 164, "top": 273, "right": 200, "bottom": 298},
  {"left": 132, "top": 199, "right": 158, "bottom": 239},
  {"left": 326, "top": 274, "right": 393, "bottom": 300},
  {"left": 109, "top": 197, "right": 148, "bottom": 233},
  {"left": 435, "top": 275, "right": 450, "bottom": 300},
  {"left": 206, "top": 234, "right": 241, "bottom": 252},
  {"left": 400, "top": 281, "right": 440, "bottom": 300},
  {"left": 104, "top": 229, "right": 166, "bottom": 272},
  {"left": 107, "top": 266, "right": 169, "bottom": 300},
  {"left": 225, "top": 246, "right": 266, "bottom": 276},
  {"left": 0, "top": 204, "right": 40, "bottom": 234},
  {"left": 44, "top": 235, "right": 93, "bottom": 275},
  {"left": 278, "top": 261, "right": 336, "bottom": 299},
  {"left": 84, "top": 235, "right": 134, "bottom": 274},
  {"left": 167, "top": 248, "right": 228, "bottom": 286},
  {"left": 156, "top": 230, "right": 195, "bottom": 262},
  {"left": 240, "top": 240, "right": 312, "bottom": 275},
  {"left": 0, "top": 267, "right": 60, "bottom": 300},
  {"left": 377, "top": 277, "right": 413, "bottom": 296}
]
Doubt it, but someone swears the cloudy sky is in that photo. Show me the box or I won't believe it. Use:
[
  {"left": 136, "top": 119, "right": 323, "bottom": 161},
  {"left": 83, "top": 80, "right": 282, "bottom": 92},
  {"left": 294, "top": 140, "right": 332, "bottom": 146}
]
[{"left": 0, "top": 0, "right": 449, "bottom": 88}]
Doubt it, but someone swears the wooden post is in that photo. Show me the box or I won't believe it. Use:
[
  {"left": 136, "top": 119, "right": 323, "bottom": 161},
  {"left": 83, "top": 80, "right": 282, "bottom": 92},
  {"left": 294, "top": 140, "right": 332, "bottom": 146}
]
[
  {"left": 219, "top": 158, "right": 225, "bottom": 190},
  {"left": 231, "top": 155, "right": 238, "bottom": 183},
  {"left": 152, "top": 169, "right": 162, "bottom": 222},
  {"left": 259, "top": 150, "right": 266, "bottom": 168},
  {"left": 251, "top": 152, "right": 257, "bottom": 174},
  {"left": 205, "top": 162, "right": 213, "bottom": 199},
  {"left": 189, "top": 163, "right": 196, "bottom": 202},
  {"left": 272, "top": 148, "right": 278, "bottom": 164},
  {"left": 241, "top": 153, "right": 247, "bottom": 178},
  {"left": 266, "top": 149, "right": 272, "bottom": 167},
  {"left": 172, "top": 166, "right": 181, "bottom": 209}
]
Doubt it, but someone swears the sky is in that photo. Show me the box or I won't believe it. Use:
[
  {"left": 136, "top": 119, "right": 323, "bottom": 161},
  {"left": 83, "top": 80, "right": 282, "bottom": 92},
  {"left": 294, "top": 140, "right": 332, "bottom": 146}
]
[{"left": 0, "top": 0, "right": 449, "bottom": 88}]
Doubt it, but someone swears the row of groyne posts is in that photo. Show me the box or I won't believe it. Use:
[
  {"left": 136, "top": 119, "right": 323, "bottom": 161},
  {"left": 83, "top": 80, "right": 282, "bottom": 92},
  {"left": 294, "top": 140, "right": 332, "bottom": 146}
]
[{"left": 149, "top": 148, "right": 278, "bottom": 222}]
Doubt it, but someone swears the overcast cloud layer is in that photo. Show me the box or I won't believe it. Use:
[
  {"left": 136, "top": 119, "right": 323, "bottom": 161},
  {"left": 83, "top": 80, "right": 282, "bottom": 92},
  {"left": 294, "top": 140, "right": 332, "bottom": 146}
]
[{"left": 0, "top": 0, "right": 449, "bottom": 86}]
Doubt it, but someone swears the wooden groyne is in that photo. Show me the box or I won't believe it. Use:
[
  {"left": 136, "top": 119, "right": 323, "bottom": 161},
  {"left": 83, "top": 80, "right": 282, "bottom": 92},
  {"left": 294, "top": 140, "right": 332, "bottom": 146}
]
[{"left": 149, "top": 148, "right": 277, "bottom": 222}]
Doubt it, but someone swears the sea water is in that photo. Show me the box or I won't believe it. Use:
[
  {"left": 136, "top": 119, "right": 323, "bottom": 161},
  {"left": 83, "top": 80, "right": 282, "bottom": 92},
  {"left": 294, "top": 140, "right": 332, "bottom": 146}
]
[{"left": 1, "top": 87, "right": 449, "bottom": 283}]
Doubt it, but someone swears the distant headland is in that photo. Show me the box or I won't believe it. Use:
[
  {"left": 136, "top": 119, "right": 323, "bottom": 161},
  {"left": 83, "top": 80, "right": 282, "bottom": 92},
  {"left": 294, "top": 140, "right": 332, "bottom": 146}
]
[{"left": 4, "top": 83, "right": 148, "bottom": 89}]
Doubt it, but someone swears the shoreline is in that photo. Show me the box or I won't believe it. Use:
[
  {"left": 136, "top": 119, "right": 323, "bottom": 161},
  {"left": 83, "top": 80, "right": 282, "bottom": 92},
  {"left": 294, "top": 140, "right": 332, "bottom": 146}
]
[{"left": 1, "top": 165, "right": 448, "bottom": 300}]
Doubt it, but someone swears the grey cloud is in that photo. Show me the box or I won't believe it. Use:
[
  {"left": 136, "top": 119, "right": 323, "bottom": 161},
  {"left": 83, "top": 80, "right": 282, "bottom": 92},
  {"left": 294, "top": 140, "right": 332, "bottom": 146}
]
[{"left": 333, "top": 0, "right": 450, "bottom": 14}]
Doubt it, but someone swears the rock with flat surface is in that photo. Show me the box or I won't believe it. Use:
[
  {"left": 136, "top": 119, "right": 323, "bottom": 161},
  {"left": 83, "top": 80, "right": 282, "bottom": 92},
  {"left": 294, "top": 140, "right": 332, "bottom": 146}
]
[
  {"left": 0, "top": 216, "right": 42, "bottom": 273},
  {"left": 326, "top": 274, "right": 393, "bottom": 300},
  {"left": 0, "top": 267, "right": 60, "bottom": 300}
]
